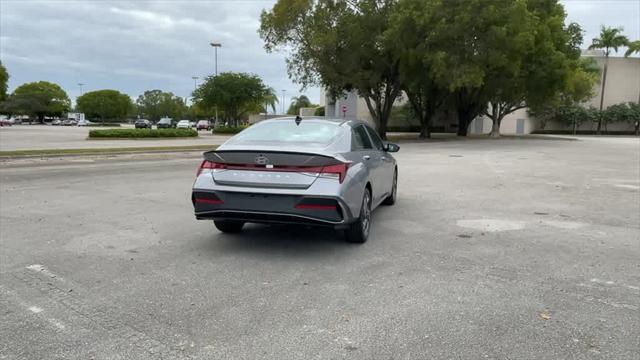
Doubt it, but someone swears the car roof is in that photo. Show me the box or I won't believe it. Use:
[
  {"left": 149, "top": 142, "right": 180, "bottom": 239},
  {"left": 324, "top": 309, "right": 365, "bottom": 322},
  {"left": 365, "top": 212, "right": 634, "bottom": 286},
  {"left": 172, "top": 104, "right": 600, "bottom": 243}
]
[{"left": 258, "top": 116, "right": 369, "bottom": 129}]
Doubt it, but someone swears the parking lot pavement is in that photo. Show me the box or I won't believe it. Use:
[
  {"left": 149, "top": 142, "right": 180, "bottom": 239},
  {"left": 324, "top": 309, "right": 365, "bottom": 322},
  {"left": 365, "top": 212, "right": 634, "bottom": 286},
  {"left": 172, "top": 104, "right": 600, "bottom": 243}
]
[
  {"left": 0, "top": 125, "right": 230, "bottom": 151},
  {"left": 1, "top": 137, "right": 638, "bottom": 359}
]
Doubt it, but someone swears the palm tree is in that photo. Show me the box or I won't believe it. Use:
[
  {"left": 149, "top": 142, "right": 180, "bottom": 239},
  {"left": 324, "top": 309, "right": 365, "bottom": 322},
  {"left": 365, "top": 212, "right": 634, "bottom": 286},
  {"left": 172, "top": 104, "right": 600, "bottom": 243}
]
[
  {"left": 287, "top": 95, "right": 314, "bottom": 115},
  {"left": 261, "top": 87, "right": 279, "bottom": 114},
  {"left": 624, "top": 40, "right": 640, "bottom": 57},
  {"left": 588, "top": 26, "right": 629, "bottom": 134},
  {"left": 624, "top": 40, "right": 640, "bottom": 105}
]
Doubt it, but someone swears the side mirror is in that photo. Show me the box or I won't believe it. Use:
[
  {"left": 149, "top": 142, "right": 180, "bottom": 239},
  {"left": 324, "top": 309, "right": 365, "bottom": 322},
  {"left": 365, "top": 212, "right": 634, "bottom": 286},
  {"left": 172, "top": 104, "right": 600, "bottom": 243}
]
[{"left": 384, "top": 142, "right": 400, "bottom": 152}]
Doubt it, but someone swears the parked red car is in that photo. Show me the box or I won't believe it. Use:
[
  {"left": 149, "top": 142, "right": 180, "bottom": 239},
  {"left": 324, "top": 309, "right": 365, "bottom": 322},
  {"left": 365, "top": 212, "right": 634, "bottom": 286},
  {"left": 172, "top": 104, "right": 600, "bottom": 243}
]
[{"left": 196, "top": 120, "right": 211, "bottom": 131}]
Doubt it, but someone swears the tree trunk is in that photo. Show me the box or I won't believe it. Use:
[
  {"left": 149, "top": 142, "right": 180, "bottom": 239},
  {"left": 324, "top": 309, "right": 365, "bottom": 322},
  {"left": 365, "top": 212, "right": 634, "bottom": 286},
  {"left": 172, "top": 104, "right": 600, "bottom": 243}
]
[
  {"left": 597, "top": 56, "right": 609, "bottom": 135},
  {"left": 419, "top": 120, "right": 431, "bottom": 139},
  {"left": 456, "top": 107, "right": 473, "bottom": 136},
  {"left": 38, "top": 114, "right": 45, "bottom": 124},
  {"left": 490, "top": 117, "right": 501, "bottom": 138}
]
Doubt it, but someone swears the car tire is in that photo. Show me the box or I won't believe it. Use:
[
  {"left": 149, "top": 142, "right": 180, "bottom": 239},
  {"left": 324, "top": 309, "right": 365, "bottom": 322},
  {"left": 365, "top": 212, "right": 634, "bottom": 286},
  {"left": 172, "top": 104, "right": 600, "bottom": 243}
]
[
  {"left": 345, "top": 187, "right": 372, "bottom": 243},
  {"left": 214, "top": 220, "right": 244, "bottom": 233},
  {"left": 382, "top": 168, "right": 397, "bottom": 206}
]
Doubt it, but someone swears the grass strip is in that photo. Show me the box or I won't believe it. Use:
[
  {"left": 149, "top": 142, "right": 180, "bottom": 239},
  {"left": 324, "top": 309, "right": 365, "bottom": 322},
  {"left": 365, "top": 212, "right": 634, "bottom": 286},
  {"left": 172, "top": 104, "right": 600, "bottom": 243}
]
[{"left": 0, "top": 145, "right": 217, "bottom": 158}]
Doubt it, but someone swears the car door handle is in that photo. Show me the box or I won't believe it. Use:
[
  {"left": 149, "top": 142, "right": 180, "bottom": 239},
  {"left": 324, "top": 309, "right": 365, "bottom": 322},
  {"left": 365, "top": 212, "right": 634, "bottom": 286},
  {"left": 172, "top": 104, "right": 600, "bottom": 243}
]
[{"left": 362, "top": 155, "right": 371, "bottom": 161}]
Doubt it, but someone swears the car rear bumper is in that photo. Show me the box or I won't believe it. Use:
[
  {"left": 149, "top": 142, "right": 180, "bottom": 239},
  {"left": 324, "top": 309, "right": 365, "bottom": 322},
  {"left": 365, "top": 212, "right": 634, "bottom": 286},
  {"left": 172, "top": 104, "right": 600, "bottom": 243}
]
[{"left": 192, "top": 189, "right": 354, "bottom": 228}]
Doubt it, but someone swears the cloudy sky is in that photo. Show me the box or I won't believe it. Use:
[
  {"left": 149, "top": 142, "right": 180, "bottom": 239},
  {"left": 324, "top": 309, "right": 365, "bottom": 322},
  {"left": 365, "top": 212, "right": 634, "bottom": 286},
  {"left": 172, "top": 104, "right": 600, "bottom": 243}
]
[{"left": 1, "top": 0, "right": 638, "bottom": 110}]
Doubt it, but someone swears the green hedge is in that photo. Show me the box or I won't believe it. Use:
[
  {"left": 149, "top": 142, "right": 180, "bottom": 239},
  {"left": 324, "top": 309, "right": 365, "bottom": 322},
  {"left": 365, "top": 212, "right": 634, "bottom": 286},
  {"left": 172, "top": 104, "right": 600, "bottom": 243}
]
[
  {"left": 212, "top": 125, "right": 248, "bottom": 134},
  {"left": 89, "top": 129, "right": 198, "bottom": 138},
  {"left": 532, "top": 130, "right": 636, "bottom": 135},
  {"left": 88, "top": 123, "right": 122, "bottom": 127}
]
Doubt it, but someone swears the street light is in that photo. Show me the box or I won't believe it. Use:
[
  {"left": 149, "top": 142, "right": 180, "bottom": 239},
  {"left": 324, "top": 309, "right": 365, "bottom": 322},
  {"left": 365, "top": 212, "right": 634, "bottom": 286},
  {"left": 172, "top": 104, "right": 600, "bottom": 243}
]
[
  {"left": 209, "top": 42, "right": 222, "bottom": 76},
  {"left": 192, "top": 76, "right": 199, "bottom": 91},
  {"left": 190, "top": 76, "right": 200, "bottom": 109},
  {"left": 209, "top": 42, "right": 222, "bottom": 123},
  {"left": 282, "top": 90, "right": 286, "bottom": 115},
  {"left": 78, "top": 83, "right": 84, "bottom": 96}
]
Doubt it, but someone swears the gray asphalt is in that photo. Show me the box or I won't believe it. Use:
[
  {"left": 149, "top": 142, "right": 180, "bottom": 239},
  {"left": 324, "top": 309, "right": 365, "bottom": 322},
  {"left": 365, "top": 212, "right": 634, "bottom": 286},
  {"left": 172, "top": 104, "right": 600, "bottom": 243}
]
[{"left": 1, "top": 137, "right": 639, "bottom": 359}]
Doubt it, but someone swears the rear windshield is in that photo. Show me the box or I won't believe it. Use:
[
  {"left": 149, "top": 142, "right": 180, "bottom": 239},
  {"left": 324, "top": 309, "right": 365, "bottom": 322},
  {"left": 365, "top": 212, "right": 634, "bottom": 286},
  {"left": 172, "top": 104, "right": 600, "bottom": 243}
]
[
  {"left": 229, "top": 120, "right": 342, "bottom": 146},
  {"left": 159, "top": 119, "right": 171, "bottom": 124}
]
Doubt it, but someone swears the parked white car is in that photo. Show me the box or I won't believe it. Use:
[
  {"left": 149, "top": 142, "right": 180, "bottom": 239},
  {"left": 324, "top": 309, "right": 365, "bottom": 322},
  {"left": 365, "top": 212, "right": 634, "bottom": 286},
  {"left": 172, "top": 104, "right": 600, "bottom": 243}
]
[
  {"left": 177, "top": 120, "right": 191, "bottom": 129},
  {"left": 77, "top": 120, "right": 90, "bottom": 126}
]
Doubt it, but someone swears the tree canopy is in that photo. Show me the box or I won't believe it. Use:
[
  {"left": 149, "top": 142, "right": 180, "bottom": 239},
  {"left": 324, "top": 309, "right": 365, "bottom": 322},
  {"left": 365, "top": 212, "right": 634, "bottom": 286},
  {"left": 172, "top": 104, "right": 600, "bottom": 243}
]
[
  {"left": 192, "top": 72, "right": 275, "bottom": 122},
  {"left": 77, "top": 89, "right": 134, "bottom": 121},
  {"left": 260, "top": 0, "right": 402, "bottom": 138},
  {"left": 136, "top": 90, "right": 187, "bottom": 121},
  {"left": 4, "top": 81, "right": 70, "bottom": 122},
  {"left": 625, "top": 40, "right": 640, "bottom": 57},
  {"left": 0, "top": 61, "right": 8, "bottom": 103},
  {"left": 261, "top": 0, "right": 600, "bottom": 138}
]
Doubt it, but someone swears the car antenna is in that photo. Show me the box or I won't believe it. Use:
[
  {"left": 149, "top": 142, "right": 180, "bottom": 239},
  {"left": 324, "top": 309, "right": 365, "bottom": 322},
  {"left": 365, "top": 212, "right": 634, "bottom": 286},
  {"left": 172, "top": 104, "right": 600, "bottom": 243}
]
[{"left": 295, "top": 115, "right": 302, "bottom": 126}]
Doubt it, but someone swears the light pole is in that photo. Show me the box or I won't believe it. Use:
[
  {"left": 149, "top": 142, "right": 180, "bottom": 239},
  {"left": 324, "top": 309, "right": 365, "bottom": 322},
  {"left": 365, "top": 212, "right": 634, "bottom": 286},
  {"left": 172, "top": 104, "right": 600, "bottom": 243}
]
[
  {"left": 209, "top": 42, "right": 222, "bottom": 76},
  {"left": 192, "top": 76, "right": 199, "bottom": 92},
  {"left": 282, "top": 90, "right": 286, "bottom": 115},
  {"left": 209, "top": 42, "right": 222, "bottom": 123},
  {"left": 78, "top": 83, "right": 84, "bottom": 96}
]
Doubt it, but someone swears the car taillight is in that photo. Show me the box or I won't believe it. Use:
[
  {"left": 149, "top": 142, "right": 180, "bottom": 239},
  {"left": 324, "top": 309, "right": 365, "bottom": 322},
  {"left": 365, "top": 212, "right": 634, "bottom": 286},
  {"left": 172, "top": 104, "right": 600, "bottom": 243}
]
[
  {"left": 319, "top": 163, "right": 350, "bottom": 183},
  {"left": 197, "top": 160, "right": 226, "bottom": 176}
]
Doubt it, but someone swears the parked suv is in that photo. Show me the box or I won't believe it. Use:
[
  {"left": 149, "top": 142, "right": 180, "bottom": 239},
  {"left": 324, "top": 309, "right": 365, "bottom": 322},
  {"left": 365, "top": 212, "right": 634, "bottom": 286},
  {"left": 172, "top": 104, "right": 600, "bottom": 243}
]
[
  {"left": 196, "top": 120, "right": 211, "bottom": 131},
  {"left": 135, "top": 119, "right": 152, "bottom": 129},
  {"left": 157, "top": 118, "right": 174, "bottom": 129}
]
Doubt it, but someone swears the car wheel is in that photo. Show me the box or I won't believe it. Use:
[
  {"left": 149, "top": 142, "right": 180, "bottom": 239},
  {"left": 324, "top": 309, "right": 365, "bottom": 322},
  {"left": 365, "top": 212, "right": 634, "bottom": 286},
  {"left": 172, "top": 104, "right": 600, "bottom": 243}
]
[
  {"left": 345, "top": 187, "right": 372, "bottom": 243},
  {"left": 382, "top": 168, "right": 397, "bottom": 205},
  {"left": 214, "top": 220, "right": 244, "bottom": 233}
]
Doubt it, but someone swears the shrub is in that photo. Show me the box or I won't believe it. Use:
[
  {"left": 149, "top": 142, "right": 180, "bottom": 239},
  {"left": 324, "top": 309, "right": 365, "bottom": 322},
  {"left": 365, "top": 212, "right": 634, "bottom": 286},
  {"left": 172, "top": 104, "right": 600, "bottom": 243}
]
[
  {"left": 603, "top": 102, "right": 640, "bottom": 125},
  {"left": 314, "top": 106, "right": 325, "bottom": 116},
  {"left": 212, "top": 125, "right": 248, "bottom": 134},
  {"left": 88, "top": 129, "right": 198, "bottom": 138}
]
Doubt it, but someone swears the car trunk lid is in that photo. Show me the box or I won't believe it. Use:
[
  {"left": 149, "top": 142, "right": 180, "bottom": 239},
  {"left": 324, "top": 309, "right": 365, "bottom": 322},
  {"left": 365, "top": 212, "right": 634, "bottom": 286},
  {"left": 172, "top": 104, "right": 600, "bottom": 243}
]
[{"left": 201, "top": 150, "right": 347, "bottom": 189}]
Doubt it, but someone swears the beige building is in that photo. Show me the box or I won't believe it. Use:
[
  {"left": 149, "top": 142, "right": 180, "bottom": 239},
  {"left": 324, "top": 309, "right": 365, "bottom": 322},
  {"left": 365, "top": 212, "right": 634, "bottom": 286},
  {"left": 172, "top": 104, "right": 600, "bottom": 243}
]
[{"left": 321, "top": 51, "right": 640, "bottom": 134}]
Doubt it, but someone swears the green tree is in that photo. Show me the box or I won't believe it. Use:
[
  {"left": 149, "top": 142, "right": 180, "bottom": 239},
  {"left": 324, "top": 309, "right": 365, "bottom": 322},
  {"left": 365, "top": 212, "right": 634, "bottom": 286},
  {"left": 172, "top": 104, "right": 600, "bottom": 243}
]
[
  {"left": 261, "top": 87, "right": 279, "bottom": 114},
  {"left": 386, "top": 0, "right": 447, "bottom": 139},
  {"left": 624, "top": 40, "right": 640, "bottom": 104},
  {"left": 192, "top": 72, "right": 275, "bottom": 124},
  {"left": 625, "top": 40, "right": 640, "bottom": 57},
  {"left": 9, "top": 81, "right": 70, "bottom": 123},
  {"left": 529, "top": 57, "right": 601, "bottom": 132},
  {"left": 0, "top": 61, "right": 8, "bottom": 102},
  {"left": 287, "top": 95, "right": 316, "bottom": 115},
  {"left": 136, "top": 90, "right": 186, "bottom": 122},
  {"left": 588, "top": 26, "right": 629, "bottom": 134},
  {"left": 76, "top": 90, "right": 133, "bottom": 121},
  {"left": 260, "top": 0, "right": 402, "bottom": 139}
]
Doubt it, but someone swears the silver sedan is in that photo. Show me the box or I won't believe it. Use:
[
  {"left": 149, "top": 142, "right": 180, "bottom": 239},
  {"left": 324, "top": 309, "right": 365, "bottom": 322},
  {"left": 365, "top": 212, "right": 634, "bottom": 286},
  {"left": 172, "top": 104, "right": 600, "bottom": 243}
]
[{"left": 191, "top": 117, "right": 399, "bottom": 243}]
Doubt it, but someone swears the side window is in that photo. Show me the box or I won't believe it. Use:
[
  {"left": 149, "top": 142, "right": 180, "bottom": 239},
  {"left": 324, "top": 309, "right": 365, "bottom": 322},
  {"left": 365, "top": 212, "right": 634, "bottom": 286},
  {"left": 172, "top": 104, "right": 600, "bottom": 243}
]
[
  {"left": 364, "top": 125, "right": 384, "bottom": 150},
  {"left": 352, "top": 125, "right": 373, "bottom": 150}
]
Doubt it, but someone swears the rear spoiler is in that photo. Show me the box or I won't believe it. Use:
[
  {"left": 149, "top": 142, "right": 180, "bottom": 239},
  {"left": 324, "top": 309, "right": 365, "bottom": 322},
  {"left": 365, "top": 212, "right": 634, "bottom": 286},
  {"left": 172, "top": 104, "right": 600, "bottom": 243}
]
[{"left": 203, "top": 150, "right": 344, "bottom": 167}]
